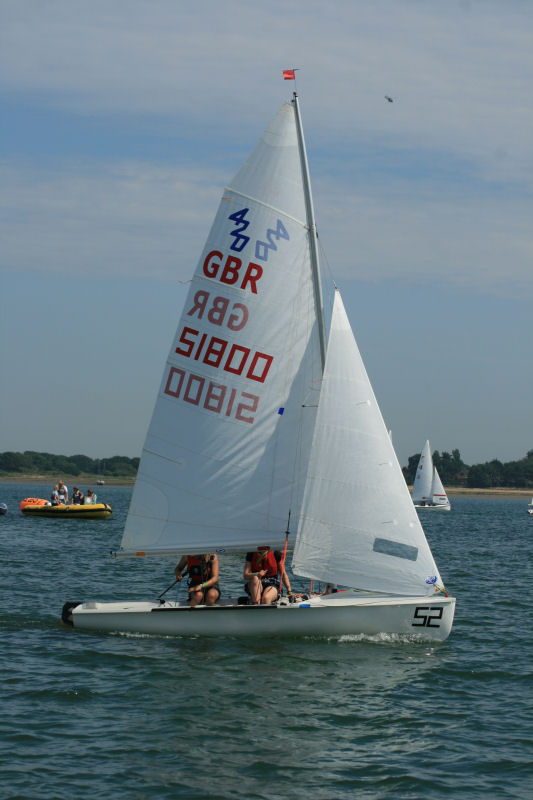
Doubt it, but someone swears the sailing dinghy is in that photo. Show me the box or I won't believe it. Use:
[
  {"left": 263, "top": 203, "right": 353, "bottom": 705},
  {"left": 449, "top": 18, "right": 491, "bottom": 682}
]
[
  {"left": 63, "top": 90, "right": 455, "bottom": 641},
  {"left": 412, "top": 440, "right": 451, "bottom": 511}
]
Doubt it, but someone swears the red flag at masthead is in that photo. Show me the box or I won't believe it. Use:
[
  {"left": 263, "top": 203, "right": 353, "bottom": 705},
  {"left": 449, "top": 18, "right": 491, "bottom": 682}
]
[{"left": 283, "top": 69, "right": 296, "bottom": 80}]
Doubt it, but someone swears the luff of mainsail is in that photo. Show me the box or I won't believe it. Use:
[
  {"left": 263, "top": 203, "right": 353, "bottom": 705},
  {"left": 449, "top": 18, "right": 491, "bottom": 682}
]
[
  {"left": 118, "top": 101, "right": 323, "bottom": 557},
  {"left": 292, "top": 92, "right": 327, "bottom": 371},
  {"left": 292, "top": 291, "right": 442, "bottom": 596}
]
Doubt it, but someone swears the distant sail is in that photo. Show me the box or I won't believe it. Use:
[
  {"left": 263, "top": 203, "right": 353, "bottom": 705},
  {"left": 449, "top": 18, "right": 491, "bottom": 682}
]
[{"left": 412, "top": 440, "right": 433, "bottom": 504}]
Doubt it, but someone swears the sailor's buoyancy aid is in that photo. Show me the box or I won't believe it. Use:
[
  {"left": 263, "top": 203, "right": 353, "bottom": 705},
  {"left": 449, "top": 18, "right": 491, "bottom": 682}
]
[
  {"left": 187, "top": 555, "right": 213, "bottom": 584},
  {"left": 250, "top": 550, "right": 279, "bottom": 578}
]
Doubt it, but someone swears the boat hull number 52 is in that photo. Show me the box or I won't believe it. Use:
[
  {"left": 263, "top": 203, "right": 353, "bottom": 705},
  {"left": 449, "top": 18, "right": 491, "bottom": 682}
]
[{"left": 412, "top": 606, "right": 443, "bottom": 628}]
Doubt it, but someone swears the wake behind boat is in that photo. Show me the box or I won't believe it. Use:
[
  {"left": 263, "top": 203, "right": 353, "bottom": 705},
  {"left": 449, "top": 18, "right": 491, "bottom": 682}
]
[{"left": 63, "top": 84, "right": 455, "bottom": 641}]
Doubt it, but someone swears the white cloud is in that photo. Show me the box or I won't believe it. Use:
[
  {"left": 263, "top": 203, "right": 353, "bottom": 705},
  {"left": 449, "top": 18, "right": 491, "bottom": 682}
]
[
  {"left": 315, "top": 173, "right": 533, "bottom": 300},
  {"left": 2, "top": 154, "right": 532, "bottom": 300},
  {"left": 3, "top": 0, "right": 533, "bottom": 179},
  {"left": 0, "top": 159, "right": 225, "bottom": 280},
  {"left": 1, "top": 0, "right": 532, "bottom": 297}
]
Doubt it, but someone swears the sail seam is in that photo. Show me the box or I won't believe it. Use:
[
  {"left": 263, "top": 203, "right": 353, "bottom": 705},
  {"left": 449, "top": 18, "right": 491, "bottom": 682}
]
[{"left": 224, "top": 187, "right": 307, "bottom": 228}]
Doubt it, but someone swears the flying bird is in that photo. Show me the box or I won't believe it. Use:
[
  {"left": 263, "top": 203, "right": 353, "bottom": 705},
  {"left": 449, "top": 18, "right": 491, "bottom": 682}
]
[{"left": 385, "top": 96, "right": 394, "bottom": 103}]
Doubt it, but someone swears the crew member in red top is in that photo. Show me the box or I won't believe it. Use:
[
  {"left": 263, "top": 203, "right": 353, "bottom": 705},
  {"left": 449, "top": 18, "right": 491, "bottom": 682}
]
[
  {"left": 174, "top": 553, "right": 220, "bottom": 607},
  {"left": 243, "top": 546, "right": 293, "bottom": 605}
]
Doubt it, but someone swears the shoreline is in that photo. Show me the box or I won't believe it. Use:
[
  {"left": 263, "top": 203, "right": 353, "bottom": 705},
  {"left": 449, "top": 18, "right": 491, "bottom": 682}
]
[
  {"left": 1, "top": 475, "right": 530, "bottom": 497},
  {"left": 1, "top": 474, "right": 135, "bottom": 487},
  {"left": 446, "top": 487, "right": 531, "bottom": 497}
]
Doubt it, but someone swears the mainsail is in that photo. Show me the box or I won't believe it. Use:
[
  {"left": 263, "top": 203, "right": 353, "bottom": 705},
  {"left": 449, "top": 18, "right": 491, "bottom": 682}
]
[
  {"left": 119, "top": 102, "right": 323, "bottom": 556},
  {"left": 412, "top": 440, "right": 433, "bottom": 504},
  {"left": 292, "top": 291, "right": 442, "bottom": 596}
]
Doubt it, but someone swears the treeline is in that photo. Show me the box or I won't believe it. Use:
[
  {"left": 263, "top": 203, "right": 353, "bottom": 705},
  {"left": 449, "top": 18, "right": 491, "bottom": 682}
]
[
  {"left": 402, "top": 449, "right": 533, "bottom": 489},
  {"left": 2, "top": 449, "right": 532, "bottom": 488},
  {"left": 0, "top": 451, "right": 140, "bottom": 478}
]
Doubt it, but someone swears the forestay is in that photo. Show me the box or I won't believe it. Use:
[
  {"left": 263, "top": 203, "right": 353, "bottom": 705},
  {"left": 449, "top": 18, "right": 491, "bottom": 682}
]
[
  {"left": 119, "top": 102, "right": 322, "bottom": 557},
  {"left": 292, "top": 291, "right": 442, "bottom": 596}
]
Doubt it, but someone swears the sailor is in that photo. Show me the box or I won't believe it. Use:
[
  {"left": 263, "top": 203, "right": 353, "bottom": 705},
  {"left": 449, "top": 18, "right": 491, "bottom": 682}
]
[
  {"left": 84, "top": 488, "right": 97, "bottom": 504},
  {"left": 71, "top": 487, "right": 85, "bottom": 505},
  {"left": 174, "top": 554, "right": 220, "bottom": 607},
  {"left": 243, "top": 545, "right": 293, "bottom": 605},
  {"left": 57, "top": 480, "right": 69, "bottom": 504}
]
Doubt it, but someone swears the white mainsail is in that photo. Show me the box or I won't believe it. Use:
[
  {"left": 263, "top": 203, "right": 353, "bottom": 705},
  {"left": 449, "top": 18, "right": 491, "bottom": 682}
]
[
  {"left": 412, "top": 440, "right": 433, "bottom": 504},
  {"left": 119, "top": 102, "right": 322, "bottom": 556},
  {"left": 292, "top": 291, "right": 442, "bottom": 596}
]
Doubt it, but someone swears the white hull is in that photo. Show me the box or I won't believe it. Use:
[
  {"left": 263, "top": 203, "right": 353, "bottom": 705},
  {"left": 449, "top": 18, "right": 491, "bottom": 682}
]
[
  {"left": 414, "top": 503, "right": 451, "bottom": 512},
  {"left": 65, "top": 592, "right": 455, "bottom": 642}
]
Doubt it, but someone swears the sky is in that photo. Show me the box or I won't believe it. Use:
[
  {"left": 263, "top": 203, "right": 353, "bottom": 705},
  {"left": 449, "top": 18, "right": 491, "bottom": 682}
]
[{"left": 1, "top": 0, "right": 532, "bottom": 470}]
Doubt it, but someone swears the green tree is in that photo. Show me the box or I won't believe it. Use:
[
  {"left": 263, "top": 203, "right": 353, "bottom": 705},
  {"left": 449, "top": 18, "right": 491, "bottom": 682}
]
[
  {"left": 403, "top": 453, "right": 421, "bottom": 484},
  {"left": 0, "top": 451, "right": 31, "bottom": 472},
  {"left": 467, "top": 464, "right": 492, "bottom": 488}
]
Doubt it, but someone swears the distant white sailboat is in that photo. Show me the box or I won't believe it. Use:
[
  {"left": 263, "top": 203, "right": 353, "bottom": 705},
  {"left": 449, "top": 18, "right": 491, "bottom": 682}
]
[
  {"left": 63, "top": 89, "right": 455, "bottom": 641},
  {"left": 412, "top": 440, "right": 451, "bottom": 511},
  {"left": 528, "top": 498, "right": 533, "bottom": 516}
]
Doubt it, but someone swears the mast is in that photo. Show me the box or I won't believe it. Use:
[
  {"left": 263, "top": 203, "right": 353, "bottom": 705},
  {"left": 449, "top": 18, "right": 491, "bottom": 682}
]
[{"left": 292, "top": 92, "right": 327, "bottom": 370}]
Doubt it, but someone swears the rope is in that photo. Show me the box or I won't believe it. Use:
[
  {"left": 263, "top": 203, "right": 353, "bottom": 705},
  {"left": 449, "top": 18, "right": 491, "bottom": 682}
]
[{"left": 279, "top": 529, "right": 290, "bottom": 600}]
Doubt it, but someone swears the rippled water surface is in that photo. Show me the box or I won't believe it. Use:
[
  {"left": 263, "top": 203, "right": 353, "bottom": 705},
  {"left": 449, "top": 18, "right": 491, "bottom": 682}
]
[{"left": 1, "top": 484, "right": 532, "bottom": 799}]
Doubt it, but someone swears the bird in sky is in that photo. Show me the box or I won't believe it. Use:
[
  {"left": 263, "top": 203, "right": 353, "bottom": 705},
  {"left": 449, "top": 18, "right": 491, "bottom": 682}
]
[{"left": 385, "top": 95, "right": 394, "bottom": 103}]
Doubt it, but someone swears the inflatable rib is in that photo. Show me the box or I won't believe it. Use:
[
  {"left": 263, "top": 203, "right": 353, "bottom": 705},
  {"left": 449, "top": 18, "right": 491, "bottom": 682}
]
[{"left": 20, "top": 498, "right": 112, "bottom": 519}]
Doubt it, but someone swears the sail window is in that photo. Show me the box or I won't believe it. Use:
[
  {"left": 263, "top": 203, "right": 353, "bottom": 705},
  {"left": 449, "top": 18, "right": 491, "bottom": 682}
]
[{"left": 373, "top": 538, "right": 418, "bottom": 562}]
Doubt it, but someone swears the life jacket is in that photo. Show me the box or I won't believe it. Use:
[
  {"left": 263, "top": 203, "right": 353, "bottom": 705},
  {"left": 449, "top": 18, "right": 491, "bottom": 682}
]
[
  {"left": 250, "top": 550, "right": 278, "bottom": 578},
  {"left": 187, "top": 555, "right": 213, "bottom": 583}
]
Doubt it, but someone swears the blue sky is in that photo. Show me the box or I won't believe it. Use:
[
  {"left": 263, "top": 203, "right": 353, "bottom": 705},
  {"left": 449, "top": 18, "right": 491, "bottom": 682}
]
[{"left": 1, "top": 0, "right": 532, "bottom": 469}]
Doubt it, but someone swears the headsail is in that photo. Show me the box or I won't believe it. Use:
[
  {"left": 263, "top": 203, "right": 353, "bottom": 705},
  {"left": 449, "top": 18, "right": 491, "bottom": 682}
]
[
  {"left": 119, "top": 102, "right": 323, "bottom": 557},
  {"left": 431, "top": 467, "right": 450, "bottom": 507},
  {"left": 412, "top": 440, "right": 433, "bottom": 504},
  {"left": 292, "top": 291, "right": 442, "bottom": 595}
]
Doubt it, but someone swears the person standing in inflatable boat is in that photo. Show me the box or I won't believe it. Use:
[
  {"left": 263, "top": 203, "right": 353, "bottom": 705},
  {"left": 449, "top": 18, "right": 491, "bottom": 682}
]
[
  {"left": 57, "top": 480, "right": 69, "bottom": 505},
  {"left": 174, "top": 554, "right": 220, "bottom": 607},
  {"left": 243, "top": 546, "right": 293, "bottom": 605}
]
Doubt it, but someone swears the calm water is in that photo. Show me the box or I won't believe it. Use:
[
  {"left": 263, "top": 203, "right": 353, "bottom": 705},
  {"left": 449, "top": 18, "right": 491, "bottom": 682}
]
[{"left": 1, "top": 484, "right": 532, "bottom": 800}]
